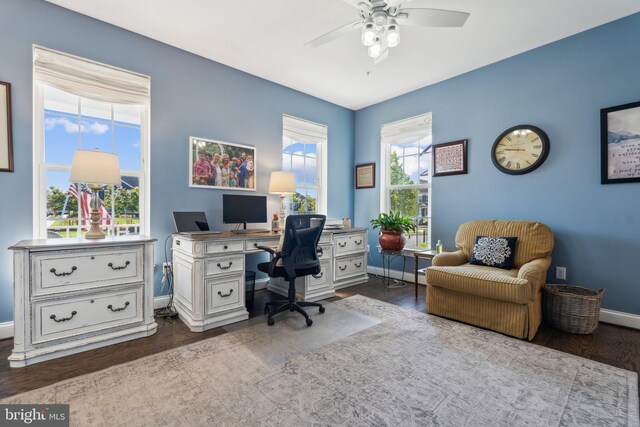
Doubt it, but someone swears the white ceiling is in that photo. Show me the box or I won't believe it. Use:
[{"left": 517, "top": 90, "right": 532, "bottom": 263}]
[{"left": 45, "top": 0, "right": 640, "bottom": 110}]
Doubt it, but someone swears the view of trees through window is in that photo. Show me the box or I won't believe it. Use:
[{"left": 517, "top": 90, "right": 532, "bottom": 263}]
[
  {"left": 386, "top": 139, "right": 432, "bottom": 248},
  {"left": 282, "top": 139, "right": 320, "bottom": 214},
  {"left": 42, "top": 86, "right": 143, "bottom": 238}
]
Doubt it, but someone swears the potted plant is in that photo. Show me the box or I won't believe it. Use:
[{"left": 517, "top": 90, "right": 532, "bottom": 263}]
[{"left": 370, "top": 212, "right": 417, "bottom": 252}]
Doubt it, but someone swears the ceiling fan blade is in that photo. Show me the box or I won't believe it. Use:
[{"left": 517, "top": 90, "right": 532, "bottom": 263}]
[
  {"left": 339, "top": 0, "right": 372, "bottom": 11},
  {"left": 304, "top": 20, "right": 364, "bottom": 49},
  {"left": 397, "top": 8, "right": 469, "bottom": 27},
  {"left": 374, "top": 48, "right": 389, "bottom": 65}
]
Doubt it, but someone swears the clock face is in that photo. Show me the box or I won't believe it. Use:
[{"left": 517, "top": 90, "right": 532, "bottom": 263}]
[{"left": 491, "top": 125, "right": 550, "bottom": 175}]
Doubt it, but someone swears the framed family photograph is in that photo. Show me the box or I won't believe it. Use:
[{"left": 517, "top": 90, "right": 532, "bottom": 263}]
[
  {"left": 433, "top": 139, "right": 467, "bottom": 177},
  {"left": 189, "top": 136, "right": 256, "bottom": 190},
  {"left": 355, "top": 163, "right": 375, "bottom": 189},
  {"left": 601, "top": 100, "right": 640, "bottom": 184},
  {"left": 0, "top": 81, "right": 13, "bottom": 172}
]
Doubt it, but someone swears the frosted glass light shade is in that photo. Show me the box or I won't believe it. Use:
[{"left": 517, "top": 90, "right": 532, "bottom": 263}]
[
  {"left": 70, "top": 149, "right": 121, "bottom": 185},
  {"left": 269, "top": 171, "right": 296, "bottom": 194}
]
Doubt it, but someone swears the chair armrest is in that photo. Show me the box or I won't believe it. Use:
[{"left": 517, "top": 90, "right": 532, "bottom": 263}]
[
  {"left": 432, "top": 250, "right": 467, "bottom": 267},
  {"left": 255, "top": 245, "right": 277, "bottom": 256},
  {"left": 518, "top": 256, "right": 552, "bottom": 296},
  {"left": 316, "top": 246, "right": 324, "bottom": 257}
]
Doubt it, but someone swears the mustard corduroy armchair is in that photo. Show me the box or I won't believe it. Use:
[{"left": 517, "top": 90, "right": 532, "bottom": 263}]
[{"left": 426, "top": 220, "right": 554, "bottom": 340}]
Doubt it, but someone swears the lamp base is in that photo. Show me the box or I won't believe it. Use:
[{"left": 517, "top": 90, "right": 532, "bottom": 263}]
[{"left": 84, "top": 185, "right": 106, "bottom": 240}]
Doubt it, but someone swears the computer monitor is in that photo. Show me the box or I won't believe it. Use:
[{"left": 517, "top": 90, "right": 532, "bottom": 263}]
[
  {"left": 172, "top": 211, "right": 210, "bottom": 232},
  {"left": 222, "top": 194, "right": 267, "bottom": 231}
]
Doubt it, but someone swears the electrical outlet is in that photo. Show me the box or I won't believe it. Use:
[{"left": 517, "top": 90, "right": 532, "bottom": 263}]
[
  {"left": 367, "top": 244, "right": 370, "bottom": 253},
  {"left": 556, "top": 266, "right": 566, "bottom": 280},
  {"left": 163, "top": 262, "right": 172, "bottom": 273}
]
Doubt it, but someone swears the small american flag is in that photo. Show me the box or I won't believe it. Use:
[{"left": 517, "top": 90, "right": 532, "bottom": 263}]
[{"left": 67, "top": 184, "right": 78, "bottom": 199}]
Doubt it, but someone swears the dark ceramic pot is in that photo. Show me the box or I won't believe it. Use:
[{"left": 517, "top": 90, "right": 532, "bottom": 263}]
[{"left": 379, "top": 230, "right": 405, "bottom": 252}]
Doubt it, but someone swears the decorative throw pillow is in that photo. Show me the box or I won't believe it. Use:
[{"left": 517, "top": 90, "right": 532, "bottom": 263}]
[{"left": 470, "top": 236, "right": 517, "bottom": 269}]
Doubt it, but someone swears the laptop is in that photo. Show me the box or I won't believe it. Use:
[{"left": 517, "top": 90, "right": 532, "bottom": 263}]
[{"left": 172, "top": 212, "right": 221, "bottom": 234}]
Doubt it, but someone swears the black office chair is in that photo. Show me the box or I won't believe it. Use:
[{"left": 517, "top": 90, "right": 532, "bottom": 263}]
[{"left": 257, "top": 214, "right": 326, "bottom": 326}]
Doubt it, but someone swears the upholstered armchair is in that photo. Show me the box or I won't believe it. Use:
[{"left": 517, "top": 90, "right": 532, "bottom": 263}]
[{"left": 426, "top": 220, "right": 554, "bottom": 340}]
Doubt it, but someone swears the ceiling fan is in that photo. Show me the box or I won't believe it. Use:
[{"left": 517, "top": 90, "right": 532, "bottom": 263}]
[{"left": 305, "top": 0, "right": 469, "bottom": 64}]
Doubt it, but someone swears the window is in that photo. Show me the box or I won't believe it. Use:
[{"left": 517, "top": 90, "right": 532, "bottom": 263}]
[
  {"left": 33, "top": 46, "right": 150, "bottom": 239},
  {"left": 282, "top": 115, "right": 327, "bottom": 215},
  {"left": 380, "top": 113, "right": 432, "bottom": 249}
]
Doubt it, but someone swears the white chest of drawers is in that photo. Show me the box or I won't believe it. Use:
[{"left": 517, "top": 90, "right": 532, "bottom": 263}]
[{"left": 9, "top": 236, "right": 158, "bottom": 368}]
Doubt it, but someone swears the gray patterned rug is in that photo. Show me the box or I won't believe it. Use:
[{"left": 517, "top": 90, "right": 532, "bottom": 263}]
[{"left": 2, "top": 295, "right": 638, "bottom": 426}]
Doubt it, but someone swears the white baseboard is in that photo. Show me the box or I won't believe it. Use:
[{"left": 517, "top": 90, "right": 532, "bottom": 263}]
[
  {"left": 153, "top": 278, "right": 270, "bottom": 310},
  {"left": 0, "top": 321, "right": 14, "bottom": 340},
  {"left": 367, "top": 265, "right": 419, "bottom": 283},
  {"left": 599, "top": 309, "right": 640, "bottom": 330}
]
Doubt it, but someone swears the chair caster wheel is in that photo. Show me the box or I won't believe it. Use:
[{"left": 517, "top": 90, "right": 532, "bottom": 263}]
[
  {"left": 319, "top": 306, "right": 325, "bottom": 314},
  {"left": 306, "top": 318, "right": 313, "bottom": 326},
  {"left": 264, "top": 306, "right": 270, "bottom": 314},
  {"left": 267, "top": 318, "right": 275, "bottom": 326}
]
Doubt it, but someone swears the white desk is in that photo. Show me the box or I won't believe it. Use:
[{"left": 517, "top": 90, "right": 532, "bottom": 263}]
[{"left": 172, "top": 228, "right": 368, "bottom": 332}]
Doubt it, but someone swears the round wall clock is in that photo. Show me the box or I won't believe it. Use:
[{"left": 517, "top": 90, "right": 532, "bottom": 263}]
[{"left": 491, "top": 125, "right": 550, "bottom": 175}]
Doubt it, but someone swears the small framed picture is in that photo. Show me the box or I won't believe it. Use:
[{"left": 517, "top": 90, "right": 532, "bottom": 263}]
[
  {"left": 0, "top": 81, "right": 13, "bottom": 172},
  {"left": 601, "top": 100, "right": 640, "bottom": 184},
  {"left": 433, "top": 139, "right": 467, "bottom": 177},
  {"left": 355, "top": 163, "right": 375, "bottom": 189}
]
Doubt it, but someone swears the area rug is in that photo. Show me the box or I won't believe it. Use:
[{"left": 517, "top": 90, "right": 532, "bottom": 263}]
[{"left": 2, "top": 295, "right": 637, "bottom": 426}]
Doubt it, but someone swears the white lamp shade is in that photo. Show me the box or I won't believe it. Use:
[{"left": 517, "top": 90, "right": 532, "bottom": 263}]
[
  {"left": 70, "top": 149, "right": 121, "bottom": 185},
  {"left": 269, "top": 171, "right": 296, "bottom": 194}
]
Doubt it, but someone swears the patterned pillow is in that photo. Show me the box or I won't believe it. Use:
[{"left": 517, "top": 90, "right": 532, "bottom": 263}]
[{"left": 470, "top": 236, "right": 517, "bottom": 269}]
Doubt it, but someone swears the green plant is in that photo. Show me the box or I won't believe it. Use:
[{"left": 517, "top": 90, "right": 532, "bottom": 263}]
[{"left": 370, "top": 212, "right": 417, "bottom": 233}]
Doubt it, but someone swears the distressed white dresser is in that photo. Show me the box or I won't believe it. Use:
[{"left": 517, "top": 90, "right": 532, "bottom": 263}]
[{"left": 9, "top": 236, "right": 157, "bottom": 367}]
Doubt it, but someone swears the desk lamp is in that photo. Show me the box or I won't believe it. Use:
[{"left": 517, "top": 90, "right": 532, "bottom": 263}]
[
  {"left": 70, "top": 148, "right": 121, "bottom": 239},
  {"left": 268, "top": 171, "right": 296, "bottom": 231}
]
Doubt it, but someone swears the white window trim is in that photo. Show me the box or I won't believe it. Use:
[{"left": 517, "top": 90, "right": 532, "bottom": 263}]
[
  {"left": 380, "top": 113, "right": 433, "bottom": 248},
  {"left": 32, "top": 46, "right": 151, "bottom": 239},
  {"left": 282, "top": 114, "right": 328, "bottom": 215}
]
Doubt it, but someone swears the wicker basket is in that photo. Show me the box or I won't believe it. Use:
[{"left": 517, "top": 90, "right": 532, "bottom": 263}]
[{"left": 542, "top": 284, "right": 605, "bottom": 334}]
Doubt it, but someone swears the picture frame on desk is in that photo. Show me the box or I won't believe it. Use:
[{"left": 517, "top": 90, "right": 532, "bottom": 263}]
[
  {"left": 189, "top": 136, "right": 256, "bottom": 190},
  {"left": 0, "top": 81, "right": 13, "bottom": 172}
]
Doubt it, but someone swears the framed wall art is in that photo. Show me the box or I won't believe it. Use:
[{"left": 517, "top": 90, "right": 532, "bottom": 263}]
[
  {"left": 189, "top": 136, "right": 256, "bottom": 190},
  {"left": 433, "top": 139, "right": 467, "bottom": 177},
  {"left": 0, "top": 81, "right": 13, "bottom": 172},
  {"left": 355, "top": 162, "right": 375, "bottom": 189},
  {"left": 601, "top": 100, "right": 640, "bottom": 184}
]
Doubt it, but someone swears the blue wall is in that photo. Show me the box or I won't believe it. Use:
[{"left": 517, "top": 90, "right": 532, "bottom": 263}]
[
  {"left": 355, "top": 13, "right": 640, "bottom": 315},
  {"left": 0, "top": 0, "right": 354, "bottom": 323}
]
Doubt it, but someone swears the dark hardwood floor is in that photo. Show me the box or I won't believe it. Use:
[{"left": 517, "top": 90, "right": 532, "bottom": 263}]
[{"left": 0, "top": 276, "right": 638, "bottom": 399}]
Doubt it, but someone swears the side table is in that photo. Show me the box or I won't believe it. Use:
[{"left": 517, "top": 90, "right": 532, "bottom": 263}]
[
  {"left": 380, "top": 249, "right": 408, "bottom": 288},
  {"left": 414, "top": 249, "right": 455, "bottom": 299}
]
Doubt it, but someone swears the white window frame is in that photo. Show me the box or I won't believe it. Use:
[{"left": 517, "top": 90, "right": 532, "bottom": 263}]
[
  {"left": 32, "top": 46, "right": 150, "bottom": 239},
  {"left": 282, "top": 114, "right": 328, "bottom": 215},
  {"left": 380, "top": 113, "right": 432, "bottom": 249}
]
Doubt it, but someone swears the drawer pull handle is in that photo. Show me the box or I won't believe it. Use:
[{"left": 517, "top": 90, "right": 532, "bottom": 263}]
[
  {"left": 223, "top": 245, "right": 228, "bottom": 250},
  {"left": 253, "top": 243, "right": 258, "bottom": 247},
  {"left": 338, "top": 242, "right": 347, "bottom": 248},
  {"left": 107, "top": 301, "right": 130, "bottom": 312},
  {"left": 339, "top": 265, "right": 347, "bottom": 271},
  {"left": 355, "top": 262, "right": 362, "bottom": 268},
  {"left": 217, "top": 261, "right": 233, "bottom": 270},
  {"left": 312, "top": 272, "right": 323, "bottom": 279},
  {"left": 108, "top": 261, "right": 130, "bottom": 270},
  {"left": 50, "top": 266, "right": 77, "bottom": 277},
  {"left": 354, "top": 240, "right": 363, "bottom": 245},
  {"left": 50, "top": 311, "right": 77, "bottom": 322},
  {"left": 218, "top": 289, "right": 234, "bottom": 298}
]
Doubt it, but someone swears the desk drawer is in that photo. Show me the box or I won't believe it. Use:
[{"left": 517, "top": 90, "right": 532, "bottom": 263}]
[
  {"left": 334, "top": 255, "right": 365, "bottom": 280},
  {"left": 206, "top": 276, "right": 243, "bottom": 314},
  {"left": 33, "top": 286, "right": 143, "bottom": 344},
  {"left": 32, "top": 247, "right": 143, "bottom": 296},
  {"left": 317, "top": 244, "right": 331, "bottom": 260},
  {"left": 307, "top": 260, "right": 331, "bottom": 291},
  {"left": 245, "top": 238, "right": 280, "bottom": 252},
  {"left": 205, "top": 240, "right": 244, "bottom": 255},
  {"left": 334, "top": 233, "right": 366, "bottom": 255},
  {"left": 204, "top": 255, "right": 245, "bottom": 277}
]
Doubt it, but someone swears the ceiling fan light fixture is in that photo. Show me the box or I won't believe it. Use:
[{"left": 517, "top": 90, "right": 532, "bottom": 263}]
[
  {"left": 361, "top": 20, "right": 376, "bottom": 47},
  {"left": 368, "top": 39, "right": 382, "bottom": 58},
  {"left": 386, "top": 20, "right": 400, "bottom": 48}
]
